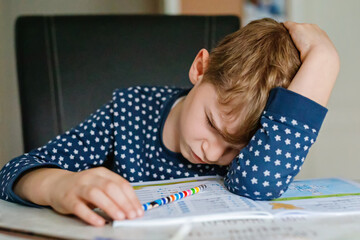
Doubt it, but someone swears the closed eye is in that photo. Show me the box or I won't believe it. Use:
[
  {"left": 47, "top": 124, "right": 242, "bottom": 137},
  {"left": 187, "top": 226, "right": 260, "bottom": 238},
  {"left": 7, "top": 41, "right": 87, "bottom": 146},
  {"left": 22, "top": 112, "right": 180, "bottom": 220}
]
[{"left": 206, "top": 115, "right": 215, "bottom": 129}]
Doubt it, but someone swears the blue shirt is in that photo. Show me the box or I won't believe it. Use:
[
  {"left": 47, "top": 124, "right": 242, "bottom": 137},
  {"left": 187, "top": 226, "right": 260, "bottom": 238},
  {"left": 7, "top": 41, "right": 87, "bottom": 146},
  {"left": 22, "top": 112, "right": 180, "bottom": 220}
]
[{"left": 0, "top": 86, "right": 327, "bottom": 207}]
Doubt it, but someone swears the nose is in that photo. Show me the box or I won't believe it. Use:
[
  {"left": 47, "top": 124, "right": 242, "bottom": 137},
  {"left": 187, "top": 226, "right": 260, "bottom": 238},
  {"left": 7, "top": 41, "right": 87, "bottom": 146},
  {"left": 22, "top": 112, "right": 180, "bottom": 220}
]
[{"left": 201, "top": 137, "right": 227, "bottom": 163}]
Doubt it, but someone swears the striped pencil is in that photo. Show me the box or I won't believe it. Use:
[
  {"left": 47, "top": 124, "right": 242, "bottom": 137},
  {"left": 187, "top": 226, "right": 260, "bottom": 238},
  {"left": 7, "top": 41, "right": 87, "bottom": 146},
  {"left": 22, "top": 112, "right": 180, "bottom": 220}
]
[{"left": 142, "top": 184, "right": 207, "bottom": 211}]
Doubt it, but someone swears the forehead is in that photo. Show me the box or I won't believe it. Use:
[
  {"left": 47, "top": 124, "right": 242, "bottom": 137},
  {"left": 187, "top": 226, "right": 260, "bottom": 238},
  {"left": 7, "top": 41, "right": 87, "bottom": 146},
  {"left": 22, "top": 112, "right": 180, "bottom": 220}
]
[
  {"left": 202, "top": 84, "right": 247, "bottom": 146},
  {"left": 217, "top": 106, "right": 245, "bottom": 135},
  {"left": 200, "top": 82, "right": 246, "bottom": 123}
]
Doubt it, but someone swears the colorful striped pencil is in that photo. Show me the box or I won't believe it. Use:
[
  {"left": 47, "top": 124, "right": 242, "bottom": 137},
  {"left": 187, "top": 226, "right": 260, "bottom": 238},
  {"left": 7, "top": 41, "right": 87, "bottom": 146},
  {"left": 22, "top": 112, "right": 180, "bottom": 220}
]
[{"left": 142, "top": 184, "right": 207, "bottom": 211}]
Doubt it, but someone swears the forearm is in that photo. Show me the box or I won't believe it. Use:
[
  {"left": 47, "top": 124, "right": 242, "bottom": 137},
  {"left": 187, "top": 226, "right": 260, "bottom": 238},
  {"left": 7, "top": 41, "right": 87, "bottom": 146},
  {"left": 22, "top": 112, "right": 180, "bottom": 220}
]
[
  {"left": 283, "top": 22, "right": 340, "bottom": 107},
  {"left": 13, "top": 168, "right": 70, "bottom": 206},
  {"left": 288, "top": 48, "right": 339, "bottom": 107},
  {"left": 2, "top": 94, "right": 116, "bottom": 206},
  {"left": 224, "top": 87, "right": 327, "bottom": 200}
]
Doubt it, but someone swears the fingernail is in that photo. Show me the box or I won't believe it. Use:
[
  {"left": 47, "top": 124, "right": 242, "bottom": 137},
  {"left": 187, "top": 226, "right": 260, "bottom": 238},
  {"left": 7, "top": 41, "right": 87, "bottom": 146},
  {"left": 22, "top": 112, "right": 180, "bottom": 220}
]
[
  {"left": 116, "top": 211, "right": 125, "bottom": 220},
  {"left": 128, "top": 211, "right": 136, "bottom": 219},
  {"left": 96, "top": 218, "right": 105, "bottom": 225},
  {"left": 137, "top": 209, "right": 143, "bottom": 216}
]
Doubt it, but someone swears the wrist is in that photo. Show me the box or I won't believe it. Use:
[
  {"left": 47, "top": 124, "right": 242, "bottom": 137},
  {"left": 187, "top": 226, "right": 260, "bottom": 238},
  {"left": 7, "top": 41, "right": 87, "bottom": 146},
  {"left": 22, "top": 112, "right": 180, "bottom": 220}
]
[
  {"left": 42, "top": 169, "right": 72, "bottom": 206},
  {"left": 14, "top": 168, "right": 69, "bottom": 206}
]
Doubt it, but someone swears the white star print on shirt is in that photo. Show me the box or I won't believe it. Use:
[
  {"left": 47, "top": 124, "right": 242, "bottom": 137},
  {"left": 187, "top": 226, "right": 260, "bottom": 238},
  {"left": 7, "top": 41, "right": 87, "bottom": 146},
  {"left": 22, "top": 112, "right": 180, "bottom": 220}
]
[
  {"left": 224, "top": 87, "right": 328, "bottom": 200},
  {"left": 0, "top": 87, "right": 327, "bottom": 206}
]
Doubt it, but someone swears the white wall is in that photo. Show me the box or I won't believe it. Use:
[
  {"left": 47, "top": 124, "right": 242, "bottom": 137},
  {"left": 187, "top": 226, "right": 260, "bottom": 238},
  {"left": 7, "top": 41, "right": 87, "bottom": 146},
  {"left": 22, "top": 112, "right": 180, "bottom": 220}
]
[
  {"left": 0, "top": 0, "right": 20, "bottom": 168},
  {"left": 288, "top": 0, "right": 360, "bottom": 179},
  {"left": 0, "top": 0, "right": 159, "bottom": 168}
]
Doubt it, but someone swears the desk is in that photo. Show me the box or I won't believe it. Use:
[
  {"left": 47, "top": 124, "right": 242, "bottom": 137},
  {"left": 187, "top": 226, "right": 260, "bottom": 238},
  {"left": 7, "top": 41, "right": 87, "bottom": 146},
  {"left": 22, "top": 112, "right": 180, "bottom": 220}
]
[
  {"left": 0, "top": 200, "right": 180, "bottom": 240},
  {"left": 2, "top": 200, "right": 360, "bottom": 240}
]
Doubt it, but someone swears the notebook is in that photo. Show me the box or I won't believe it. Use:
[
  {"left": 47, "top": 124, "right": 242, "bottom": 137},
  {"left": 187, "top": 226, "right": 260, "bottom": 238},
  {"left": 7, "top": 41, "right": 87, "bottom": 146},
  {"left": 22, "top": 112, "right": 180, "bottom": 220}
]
[{"left": 113, "top": 176, "right": 360, "bottom": 227}]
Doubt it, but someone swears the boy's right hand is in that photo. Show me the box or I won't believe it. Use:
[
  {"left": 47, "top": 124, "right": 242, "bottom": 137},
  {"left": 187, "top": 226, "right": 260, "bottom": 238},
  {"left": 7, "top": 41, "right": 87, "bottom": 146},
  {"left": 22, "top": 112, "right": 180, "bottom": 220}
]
[{"left": 14, "top": 167, "right": 144, "bottom": 226}]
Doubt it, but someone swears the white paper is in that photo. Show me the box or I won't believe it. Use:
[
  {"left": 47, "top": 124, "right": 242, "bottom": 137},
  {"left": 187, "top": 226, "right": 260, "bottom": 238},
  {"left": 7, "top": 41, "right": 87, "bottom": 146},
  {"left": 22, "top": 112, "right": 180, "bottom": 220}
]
[
  {"left": 113, "top": 176, "right": 360, "bottom": 227},
  {"left": 114, "top": 176, "right": 270, "bottom": 226}
]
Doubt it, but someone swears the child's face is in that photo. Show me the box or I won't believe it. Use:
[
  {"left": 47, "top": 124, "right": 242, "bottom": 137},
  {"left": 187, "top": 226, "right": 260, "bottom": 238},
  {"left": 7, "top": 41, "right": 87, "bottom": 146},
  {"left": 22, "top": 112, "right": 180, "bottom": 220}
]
[
  {"left": 163, "top": 48, "right": 244, "bottom": 166},
  {"left": 178, "top": 82, "right": 244, "bottom": 166}
]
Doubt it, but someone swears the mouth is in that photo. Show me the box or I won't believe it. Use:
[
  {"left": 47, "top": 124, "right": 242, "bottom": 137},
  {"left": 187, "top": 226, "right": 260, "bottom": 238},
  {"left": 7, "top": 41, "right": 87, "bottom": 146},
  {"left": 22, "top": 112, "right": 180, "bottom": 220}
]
[{"left": 191, "top": 149, "right": 206, "bottom": 164}]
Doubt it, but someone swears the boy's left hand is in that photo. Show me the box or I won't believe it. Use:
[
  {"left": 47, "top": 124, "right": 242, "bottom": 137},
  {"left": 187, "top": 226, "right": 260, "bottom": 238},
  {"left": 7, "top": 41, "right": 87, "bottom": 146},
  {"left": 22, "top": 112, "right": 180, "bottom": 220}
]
[{"left": 283, "top": 21, "right": 340, "bottom": 107}]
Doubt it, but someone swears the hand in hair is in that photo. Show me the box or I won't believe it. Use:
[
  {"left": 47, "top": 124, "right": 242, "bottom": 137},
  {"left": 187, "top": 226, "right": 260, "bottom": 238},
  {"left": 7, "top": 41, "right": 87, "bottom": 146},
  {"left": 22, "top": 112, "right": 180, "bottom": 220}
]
[
  {"left": 283, "top": 21, "right": 339, "bottom": 62},
  {"left": 283, "top": 21, "right": 340, "bottom": 107}
]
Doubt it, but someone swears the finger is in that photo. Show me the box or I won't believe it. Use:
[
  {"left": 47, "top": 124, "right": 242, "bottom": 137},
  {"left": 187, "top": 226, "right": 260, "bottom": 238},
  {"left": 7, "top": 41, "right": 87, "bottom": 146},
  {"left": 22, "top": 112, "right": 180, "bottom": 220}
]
[
  {"left": 100, "top": 179, "right": 142, "bottom": 219},
  {"left": 95, "top": 168, "right": 144, "bottom": 216},
  {"left": 70, "top": 198, "right": 106, "bottom": 227},
  {"left": 81, "top": 186, "right": 127, "bottom": 221},
  {"left": 116, "top": 180, "right": 144, "bottom": 217},
  {"left": 283, "top": 21, "right": 295, "bottom": 30}
]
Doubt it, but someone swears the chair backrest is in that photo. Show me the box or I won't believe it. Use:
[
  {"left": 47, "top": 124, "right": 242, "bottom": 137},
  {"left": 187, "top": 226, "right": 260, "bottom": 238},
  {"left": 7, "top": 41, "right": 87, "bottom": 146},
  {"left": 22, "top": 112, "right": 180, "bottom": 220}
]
[{"left": 15, "top": 15, "right": 240, "bottom": 152}]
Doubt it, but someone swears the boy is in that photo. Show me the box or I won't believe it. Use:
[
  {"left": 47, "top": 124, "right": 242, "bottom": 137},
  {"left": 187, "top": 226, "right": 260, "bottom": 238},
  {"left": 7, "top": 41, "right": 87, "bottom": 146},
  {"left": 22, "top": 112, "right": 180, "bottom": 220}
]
[{"left": 0, "top": 18, "right": 339, "bottom": 226}]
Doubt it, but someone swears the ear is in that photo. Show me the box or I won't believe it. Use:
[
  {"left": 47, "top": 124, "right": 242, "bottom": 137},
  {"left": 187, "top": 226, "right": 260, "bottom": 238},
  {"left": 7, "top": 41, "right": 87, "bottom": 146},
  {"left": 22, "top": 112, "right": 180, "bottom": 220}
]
[{"left": 189, "top": 49, "right": 210, "bottom": 85}]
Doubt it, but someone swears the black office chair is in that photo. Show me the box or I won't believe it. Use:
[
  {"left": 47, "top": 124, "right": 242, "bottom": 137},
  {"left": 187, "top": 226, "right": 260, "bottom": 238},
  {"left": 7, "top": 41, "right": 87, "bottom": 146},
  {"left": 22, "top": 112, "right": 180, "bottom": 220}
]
[{"left": 15, "top": 15, "right": 240, "bottom": 152}]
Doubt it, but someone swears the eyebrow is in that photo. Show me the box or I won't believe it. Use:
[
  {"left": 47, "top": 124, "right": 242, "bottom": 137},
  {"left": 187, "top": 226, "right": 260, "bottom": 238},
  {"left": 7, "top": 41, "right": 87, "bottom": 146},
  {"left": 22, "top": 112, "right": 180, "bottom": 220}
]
[{"left": 207, "top": 109, "right": 244, "bottom": 150}]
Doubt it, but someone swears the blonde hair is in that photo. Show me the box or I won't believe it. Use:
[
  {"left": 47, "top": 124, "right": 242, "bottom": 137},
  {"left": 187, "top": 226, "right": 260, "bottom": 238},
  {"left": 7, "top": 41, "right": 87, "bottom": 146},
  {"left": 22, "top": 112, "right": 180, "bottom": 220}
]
[{"left": 203, "top": 18, "right": 301, "bottom": 145}]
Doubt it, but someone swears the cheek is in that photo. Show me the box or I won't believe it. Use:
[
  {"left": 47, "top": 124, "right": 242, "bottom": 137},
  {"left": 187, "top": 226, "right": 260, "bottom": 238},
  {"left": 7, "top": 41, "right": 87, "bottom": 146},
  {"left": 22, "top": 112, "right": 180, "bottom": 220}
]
[
  {"left": 180, "top": 114, "right": 202, "bottom": 141},
  {"left": 179, "top": 105, "right": 206, "bottom": 142}
]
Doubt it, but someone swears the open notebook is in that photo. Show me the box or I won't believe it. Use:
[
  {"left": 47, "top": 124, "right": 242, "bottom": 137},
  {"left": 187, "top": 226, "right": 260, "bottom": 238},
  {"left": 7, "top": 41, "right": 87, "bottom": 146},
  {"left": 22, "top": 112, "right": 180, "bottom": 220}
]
[{"left": 113, "top": 176, "right": 360, "bottom": 227}]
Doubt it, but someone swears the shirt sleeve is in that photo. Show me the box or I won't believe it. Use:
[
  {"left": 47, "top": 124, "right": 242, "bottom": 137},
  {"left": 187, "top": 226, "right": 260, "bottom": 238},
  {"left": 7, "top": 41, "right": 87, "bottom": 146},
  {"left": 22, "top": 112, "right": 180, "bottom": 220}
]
[
  {"left": 0, "top": 90, "right": 120, "bottom": 207},
  {"left": 224, "top": 87, "right": 328, "bottom": 200}
]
